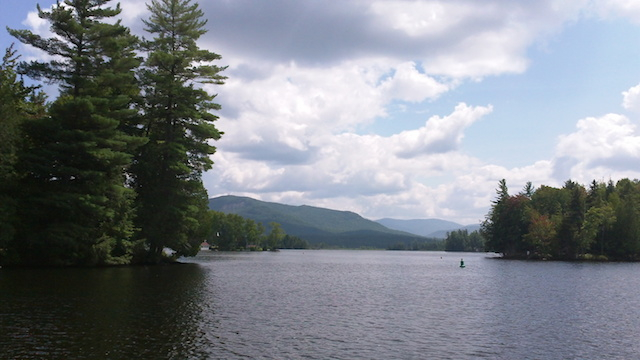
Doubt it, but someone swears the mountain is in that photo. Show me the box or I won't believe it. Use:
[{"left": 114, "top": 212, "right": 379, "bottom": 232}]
[
  {"left": 375, "top": 218, "right": 481, "bottom": 239},
  {"left": 208, "top": 195, "right": 430, "bottom": 248},
  {"left": 426, "top": 224, "right": 482, "bottom": 239}
]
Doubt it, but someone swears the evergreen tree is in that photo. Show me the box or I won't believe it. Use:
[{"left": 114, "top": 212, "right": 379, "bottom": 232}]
[
  {"left": 482, "top": 180, "right": 531, "bottom": 257},
  {"left": 557, "top": 180, "right": 586, "bottom": 259},
  {"left": 466, "top": 230, "right": 485, "bottom": 252},
  {"left": 133, "top": 0, "right": 226, "bottom": 262},
  {"left": 0, "top": 46, "right": 27, "bottom": 180},
  {"left": 482, "top": 177, "right": 640, "bottom": 260},
  {"left": 0, "top": 47, "right": 24, "bottom": 252},
  {"left": 522, "top": 181, "right": 535, "bottom": 198},
  {"left": 445, "top": 229, "right": 466, "bottom": 252},
  {"left": 8, "top": 0, "right": 142, "bottom": 266},
  {"left": 581, "top": 204, "right": 615, "bottom": 257},
  {"left": 281, "top": 234, "right": 309, "bottom": 249},
  {"left": 609, "top": 179, "right": 640, "bottom": 259},
  {"left": 481, "top": 180, "right": 508, "bottom": 254},
  {"left": 0, "top": 45, "right": 46, "bottom": 264}
]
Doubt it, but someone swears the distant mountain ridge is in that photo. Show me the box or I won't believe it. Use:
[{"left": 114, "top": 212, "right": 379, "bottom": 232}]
[
  {"left": 208, "top": 195, "right": 430, "bottom": 248},
  {"left": 376, "top": 218, "right": 481, "bottom": 239},
  {"left": 426, "top": 224, "right": 482, "bottom": 239}
]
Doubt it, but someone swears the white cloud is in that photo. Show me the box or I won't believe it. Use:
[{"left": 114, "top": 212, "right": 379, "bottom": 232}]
[
  {"left": 24, "top": 9, "right": 49, "bottom": 36},
  {"left": 380, "top": 61, "right": 451, "bottom": 102},
  {"left": 186, "top": 0, "right": 592, "bottom": 80},
  {"left": 193, "top": 1, "right": 598, "bottom": 223},
  {"left": 13, "top": 5, "right": 57, "bottom": 63},
  {"left": 591, "top": 0, "right": 640, "bottom": 23},
  {"left": 557, "top": 114, "right": 638, "bottom": 159},
  {"left": 552, "top": 113, "right": 640, "bottom": 182},
  {"left": 392, "top": 103, "right": 492, "bottom": 157},
  {"left": 622, "top": 83, "right": 640, "bottom": 112},
  {"left": 14, "top": 0, "right": 640, "bottom": 225},
  {"left": 196, "top": 0, "right": 640, "bottom": 223},
  {"left": 206, "top": 102, "right": 495, "bottom": 224},
  {"left": 215, "top": 58, "right": 459, "bottom": 166},
  {"left": 368, "top": 0, "right": 585, "bottom": 78},
  {"left": 369, "top": 1, "right": 449, "bottom": 37},
  {"left": 115, "top": 0, "right": 148, "bottom": 26}
]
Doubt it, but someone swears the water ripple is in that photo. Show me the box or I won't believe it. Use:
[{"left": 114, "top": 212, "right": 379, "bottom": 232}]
[{"left": 3, "top": 251, "right": 640, "bottom": 359}]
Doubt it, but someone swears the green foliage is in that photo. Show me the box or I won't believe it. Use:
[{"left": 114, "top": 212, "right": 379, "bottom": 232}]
[
  {"left": 207, "top": 211, "right": 309, "bottom": 251},
  {"left": 444, "top": 229, "right": 485, "bottom": 252},
  {"left": 209, "top": 195, "right": 429, "bottom": 248},
  {"left": 0, "top": 46, "right": 33, "bottom": 176},
  {"left": 281, "top": 234, "right": 309, "bottom": 249},
  {"left": 4, "top": 0, "right": 145, "bottom": 266},
  {"left": 482, "top": 180, "right": 530, "bottom": 257},
  {"left": 131, "top": 0, "right": 226, "bottom": 263},
  {"left": 0, "top": 45, "right": 46, "bottom": 263},
  {"left": 482, "top": 178, "right": 640, "bottom": 261},
  {"left": 2, "top": 0, "right": 227, "bottom": 266},
  {"left": 522, "top": 211, "right": 556, "bottom": 257},
  {"left": 266, "top": 222, "right": 285, "bottom": 250},
  {"left": 8, "top": 0, "right": 140, "bottom": 98}
]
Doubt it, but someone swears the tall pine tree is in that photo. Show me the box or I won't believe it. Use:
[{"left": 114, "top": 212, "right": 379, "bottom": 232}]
[
  {"left": 8, "top": 0, "right": 143, "bottom": 266},
  {"left": 132, "top": 0, "right": 226, "bottom": 263},
  {"left": 0, "top": 45, "right": 46, "bottom": 264}
]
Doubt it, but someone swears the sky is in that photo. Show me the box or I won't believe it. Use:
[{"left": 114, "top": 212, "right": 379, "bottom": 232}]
[{"left": 4, "top": 0, "right": 640, "bottom": 225}]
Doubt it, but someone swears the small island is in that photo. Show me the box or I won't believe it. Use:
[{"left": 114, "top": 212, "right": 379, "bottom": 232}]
[{"left": 481, "top": 178, "right": 640, "bottom": 261}]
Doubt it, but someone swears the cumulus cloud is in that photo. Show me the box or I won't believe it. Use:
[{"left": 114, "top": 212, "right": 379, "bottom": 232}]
[
  {"left": 14, "top": 0, "right": 640, "bottom": 224},
  {"left": 379, "top": 62, "right": 451, "bottom": 102},
  {"left": 23, "top": 8, "right": 50, "bottom": 36},
  {"left": 622, "top": 83, "right": 640, "bottom": 112},
  {"left": 192, "top": 0, "right": 637, "bottom": 223},
  {"left": 205, "top": 102, "right": 493, "bottom": 223},
  {"left": 392, "top": 103, "right": 493, "bottom": 158},
  {"left": 591, "top": 0, "right": 640, "bottom": 23},
  {"left": 191, "top": 0, "right": 586, "bottom": 79},
  {"left": 214, "top": 58, "right": 461, "bottom": 168},
  {"left": 553, "top": 113, "right": 640, "bottom": 182}
]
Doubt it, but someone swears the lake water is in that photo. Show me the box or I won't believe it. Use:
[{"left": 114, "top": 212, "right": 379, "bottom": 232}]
[{"left": 2, "top": 250, "right": 640, "bottom": 359}]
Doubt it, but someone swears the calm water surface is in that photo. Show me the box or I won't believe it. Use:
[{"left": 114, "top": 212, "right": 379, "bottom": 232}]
[{"left": 2, "top": 250, "right": 640, "bottom": 359}]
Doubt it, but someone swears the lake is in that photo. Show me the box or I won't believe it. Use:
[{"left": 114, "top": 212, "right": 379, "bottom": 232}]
[{"left": 2, "top": 250, "right": 640, "bottom": 359}]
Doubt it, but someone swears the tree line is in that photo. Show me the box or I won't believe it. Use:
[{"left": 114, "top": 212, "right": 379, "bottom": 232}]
[
  {"left": 482, "top": 178, "right": 640, "bottom": 261},
  {"left": 443, "top": 229, "right": 484, "bottom": 252},
  {"left": 206, "top": 211, "right": 309, "bottom": 251},
  {"left": 0, "top": 0, "right": 224, "bottom": 266},
  {"left": 387, "top": 229, "right": 485, "bottom": 252}
]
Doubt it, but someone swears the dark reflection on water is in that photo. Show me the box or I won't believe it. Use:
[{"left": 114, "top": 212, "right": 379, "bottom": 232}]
[
  {"left": 1, "top": 264, "right": 211, "bottom": 359},
  {"left": 2, "top": 251, "right": 640, "bottom": 359}
]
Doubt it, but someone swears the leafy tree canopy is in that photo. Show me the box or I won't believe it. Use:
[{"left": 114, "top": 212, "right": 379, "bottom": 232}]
[{"left": 482, "top": 178, "right": 640, "bottom": 261}]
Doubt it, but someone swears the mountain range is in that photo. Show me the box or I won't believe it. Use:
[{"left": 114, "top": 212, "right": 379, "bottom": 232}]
[
  {"left": 376, "top": 218, "right": 481, "bottom": 238},
  {"left": 208, "top": 195, "right": 479, "bottom": 248}
]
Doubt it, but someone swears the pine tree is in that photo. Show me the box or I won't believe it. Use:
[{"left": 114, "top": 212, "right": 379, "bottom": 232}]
[
  {"left": 481, "top": 179, "right": 530, "bottom": 257},
  {"left": 481, "top": 179, "right": 510, "bottom": 254},
  {"left": 557, "top": 180, "right": 587, "bottom": 259},
  {"left": 0, "top": 45, "right": 46, "bottom": 264},
  {"left": 132, "top": 0, "right": 226, "bottom": 263},
  {"left": 8, "top": 0, "right": 143, "bottom": 266},
  {"left": 609, "top": 179, "right": 640, "bottom": 259}
]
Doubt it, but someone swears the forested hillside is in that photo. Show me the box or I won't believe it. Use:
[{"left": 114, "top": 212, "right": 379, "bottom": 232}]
[{"left": 209, "top": 195, "right": 432, "bottom": 248}]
